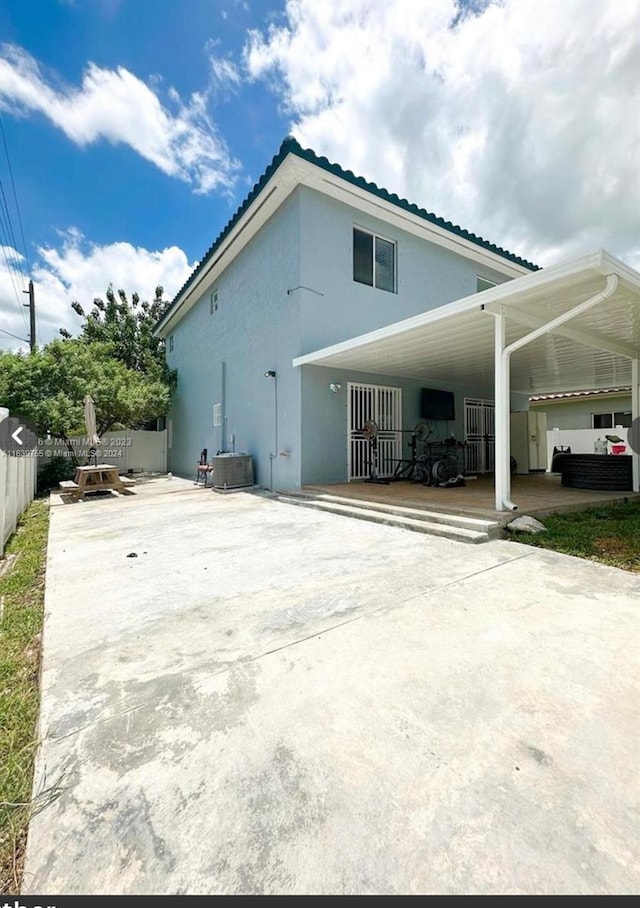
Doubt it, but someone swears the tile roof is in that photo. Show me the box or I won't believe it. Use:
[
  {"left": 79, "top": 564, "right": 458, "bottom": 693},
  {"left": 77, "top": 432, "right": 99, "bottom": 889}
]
[
  {"left": 530, "top": 388, "right": 631, "bottom": 402},
  {"left": 159, "top": 136, "right": 540, "bottom": 329}
]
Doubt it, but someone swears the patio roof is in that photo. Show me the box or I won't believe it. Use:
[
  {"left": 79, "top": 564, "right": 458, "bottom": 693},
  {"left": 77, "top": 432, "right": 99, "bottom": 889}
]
[{"left": 293, "top": 249, "right": 640, "bottom": 395}]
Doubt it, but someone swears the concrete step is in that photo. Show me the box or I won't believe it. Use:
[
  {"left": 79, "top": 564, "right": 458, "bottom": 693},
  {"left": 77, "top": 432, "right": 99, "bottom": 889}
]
[
  {"left": 277, "top": 496, "right": 494, "bottom": 544},
  {"left": 283, "top": 491, "right": 502, "bottom": 538}
]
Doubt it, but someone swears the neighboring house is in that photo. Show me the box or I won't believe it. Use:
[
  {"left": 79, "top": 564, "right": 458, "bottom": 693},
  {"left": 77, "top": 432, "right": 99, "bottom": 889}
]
[
  {"left": 155, "top": 137, "right": 640, "bottom": 508},
  {"left": 530, "top": 388, "right": 632, "bottom": 430}
]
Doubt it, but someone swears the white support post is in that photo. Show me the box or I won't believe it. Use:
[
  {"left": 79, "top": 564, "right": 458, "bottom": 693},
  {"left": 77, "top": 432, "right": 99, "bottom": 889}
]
[
  {"left": 493, "top": 308, "right": 512, "bottom": 511},
  {"left": 632, "top": 358, "right": 639, "bottom": 493},
  {"left": 489, "top": 273, "right": 621, "bottom": 511}
]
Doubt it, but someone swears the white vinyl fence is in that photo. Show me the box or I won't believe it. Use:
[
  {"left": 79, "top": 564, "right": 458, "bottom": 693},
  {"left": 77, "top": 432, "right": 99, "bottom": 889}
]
[
  {"left": 1, "top": 407, "right": 38, "bottom": 555},
  {"left": 546, "top": 426, "right": 632, "bottom": 469},
  {"left": 39, "top": 429, "right": 168, "bottom": 474}
]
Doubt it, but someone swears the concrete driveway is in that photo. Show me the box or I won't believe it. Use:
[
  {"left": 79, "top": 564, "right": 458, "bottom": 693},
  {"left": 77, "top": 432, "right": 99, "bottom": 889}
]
[{"left": 24, "top": 477, "right": 639, "bottom": 894}]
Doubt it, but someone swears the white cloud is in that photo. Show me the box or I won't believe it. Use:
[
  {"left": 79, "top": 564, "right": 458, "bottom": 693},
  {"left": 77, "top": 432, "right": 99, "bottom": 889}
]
[
  {"left": 0, "top": 230, "right": 193, "bottom": 351},
  {"left": 245, "top": 0, "right": 640, "bottom": 268},
  {"left": 204, "top": 39, "right": 243, "bottom": 96},
  {"left": 210, "top": 55, "right": 242, "bottom": 90},
  {"left": 0, "top": 44, "right": 240, "bottom": 194},
  {"left": 0, "top": 243, "right": 34, "bottom": 349}
]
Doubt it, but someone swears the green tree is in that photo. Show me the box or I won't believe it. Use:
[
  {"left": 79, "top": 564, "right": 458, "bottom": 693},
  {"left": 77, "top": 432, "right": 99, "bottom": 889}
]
[
  {"left": 0, "top": 339, "right": 171, "bottom": 440},
  {"left": 61, "top": 285, "right": 175, "bottom": 390}
]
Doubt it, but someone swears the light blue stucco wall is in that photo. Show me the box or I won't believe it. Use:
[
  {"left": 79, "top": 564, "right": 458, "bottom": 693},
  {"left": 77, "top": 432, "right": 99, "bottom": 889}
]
[
  {"left": 297, "top": 186, "right": 511, "bottom": 354},
  {"left": 296, "top": 186, "right": 520, "bottom": 484},
  {"left": 530, "top": 393, "right": 632, "bottom": 429},
  {"left": 166, "top": 191, "right": 302, "bottom": 489},
  {"left": 300, "top": 365, "right": 497, "bottom": 485},
  {"left": 165, "top": 182, "right": 527, "bottom": 490}
]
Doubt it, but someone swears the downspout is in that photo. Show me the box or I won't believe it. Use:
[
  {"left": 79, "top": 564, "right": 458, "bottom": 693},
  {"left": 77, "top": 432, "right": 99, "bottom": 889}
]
[
  {"left": 491, "top": 273, "right": 619, "bottom": 511},
  {"left": 267, "top": 372, "right": 278, "bottom": 491},
  {"left": 221, "top": 361, "right": 226, "bottom": 452}
]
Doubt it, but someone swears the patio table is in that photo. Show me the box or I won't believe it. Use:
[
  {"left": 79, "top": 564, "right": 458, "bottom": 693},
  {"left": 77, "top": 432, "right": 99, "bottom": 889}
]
[{"left": 59, "top": 464, "right": 135, "bottom": 500}]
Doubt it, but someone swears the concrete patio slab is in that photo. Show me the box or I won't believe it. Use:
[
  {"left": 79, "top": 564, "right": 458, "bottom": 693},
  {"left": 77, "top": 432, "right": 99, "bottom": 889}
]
[
  {"left": 23, "top": 477, "right": 640, "bottom": 894},
  {"left": 306, "top": 473, "right": 640, "bottom": 524}
]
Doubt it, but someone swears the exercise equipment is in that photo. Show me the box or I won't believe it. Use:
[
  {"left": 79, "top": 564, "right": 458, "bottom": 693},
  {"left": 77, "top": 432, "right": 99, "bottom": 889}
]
[{"left": 361, "top": 420, "right": 390, "bottom": 484}]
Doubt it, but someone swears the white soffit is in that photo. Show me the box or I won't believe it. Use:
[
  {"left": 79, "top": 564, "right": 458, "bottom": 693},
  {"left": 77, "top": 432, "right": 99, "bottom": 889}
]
[{"left": 293, "top": 250, "right": 640, "bottom": 395}]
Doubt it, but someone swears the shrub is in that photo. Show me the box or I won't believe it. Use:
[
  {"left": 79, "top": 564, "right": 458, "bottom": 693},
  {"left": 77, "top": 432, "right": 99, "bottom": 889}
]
[{"left": 37, "top": 455, "right": 76, "bottom": 494}]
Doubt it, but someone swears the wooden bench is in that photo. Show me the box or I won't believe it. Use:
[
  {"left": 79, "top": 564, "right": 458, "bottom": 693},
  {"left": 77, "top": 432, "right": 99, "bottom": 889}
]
[{"left": 59, "top": 479, "right": 81, "bottom": 498}]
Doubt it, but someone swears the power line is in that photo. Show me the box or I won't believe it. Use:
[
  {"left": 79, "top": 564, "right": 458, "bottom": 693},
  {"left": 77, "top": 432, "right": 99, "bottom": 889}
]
[
  {"left": 0, "top": 115, "right": 31, "bottom": 276},
  {"left": 0, "top": 326, "right": 29, "bottom": 343},
  {"left": 0, "top": 228, "right": 27, "bottom": 306},
  {"left": 0, "top": 180, "right": 21, "bottom": 261},
  {"left": 0, "top": 210, "right": 29, "bottom": 333},
  {"left": 0, "top": 178, "right": 29, "bottom": 294},
  {"left": 0, "top": 115, "right": 31, "bottom": 338}
]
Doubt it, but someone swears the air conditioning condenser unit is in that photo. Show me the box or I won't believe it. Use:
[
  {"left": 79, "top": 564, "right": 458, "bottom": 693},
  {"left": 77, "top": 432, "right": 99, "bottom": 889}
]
[{"left": 211, "top": 453, "right": 254, "bottom": 491}]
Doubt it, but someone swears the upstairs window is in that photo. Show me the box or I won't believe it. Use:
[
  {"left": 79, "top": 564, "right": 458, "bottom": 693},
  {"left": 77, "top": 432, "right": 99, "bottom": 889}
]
[
  {"left": 210, "top": 290, "right": 218, "bottom": 314},
  {"left": 353, "top": 228, "right": 396, "bottom": 293},
  {"left": 168, "top": 334, "right": 174, "bottom": 352}
]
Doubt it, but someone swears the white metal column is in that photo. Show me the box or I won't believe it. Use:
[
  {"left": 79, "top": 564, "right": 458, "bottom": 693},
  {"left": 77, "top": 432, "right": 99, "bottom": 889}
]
[
  {"left": 492, "top": 274, "right": 620, "bottom": 511},
  {"left": 493, "top": 308, "right": 510, "bottom": 511},
  {"left": 632, "top": 358, "right": 639, "bottom": 492}
]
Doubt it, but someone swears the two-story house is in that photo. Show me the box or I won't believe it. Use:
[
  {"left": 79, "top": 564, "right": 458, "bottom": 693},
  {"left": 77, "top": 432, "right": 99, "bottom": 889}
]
[{"left": 155, "top": 138, "right": 640, "bottom": 509}]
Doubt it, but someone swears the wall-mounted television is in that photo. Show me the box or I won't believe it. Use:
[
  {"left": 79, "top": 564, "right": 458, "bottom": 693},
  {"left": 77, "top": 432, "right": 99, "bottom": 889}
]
[{"left": 421, "top": 388, "right": 455, "bottom": 421}]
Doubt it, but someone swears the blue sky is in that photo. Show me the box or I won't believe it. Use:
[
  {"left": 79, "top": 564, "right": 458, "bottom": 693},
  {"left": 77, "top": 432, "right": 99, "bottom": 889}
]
[
  {"left": 0, "top": 0, "right": 638, "bottom": 349},
  {"left": 0, "top": 0, "right": 286, "bottom": 254}
]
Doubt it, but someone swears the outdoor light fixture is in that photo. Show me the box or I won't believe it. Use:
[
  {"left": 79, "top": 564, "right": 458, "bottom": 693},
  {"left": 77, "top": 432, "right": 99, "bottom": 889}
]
[
  {"left": 264, "top": 370, "right": 276, "bottom": 378},
  {"left": 329, "top": 383, "right": 342, "bottom": 393}
]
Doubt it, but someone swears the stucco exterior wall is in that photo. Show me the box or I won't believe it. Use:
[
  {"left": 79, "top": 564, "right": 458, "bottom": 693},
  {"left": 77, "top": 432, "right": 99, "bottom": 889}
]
[
  {"left": 300, "top": 365, "right": 496, "bottom": 485},
  {"left": 531, "top": 393, "right": 632, "bottom": 430},
  {"left": 296, "top": 188, "right": 524, "bottom": 485},
  {"left": 297, "top": 186, "right": 512, "bottom": 354},
  {"left": 165, "top": 182, "right": 527, "bottom": 491},
  {"left": 166, "top": 191, "right": 302, "bottom": 489}
]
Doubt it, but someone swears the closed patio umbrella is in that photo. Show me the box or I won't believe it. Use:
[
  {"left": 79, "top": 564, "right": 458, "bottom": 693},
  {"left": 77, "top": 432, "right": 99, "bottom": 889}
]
[{"left": 84, "top": 394, "right": 100, "bottom": 466}]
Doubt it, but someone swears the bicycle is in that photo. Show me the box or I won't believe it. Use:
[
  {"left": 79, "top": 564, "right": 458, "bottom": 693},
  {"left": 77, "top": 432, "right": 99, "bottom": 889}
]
[
  {"left": 391, "top": 423, "right": 436, "bottom": 483},
  {"left": 392, "top": 455, "right": 430, "bottom": 483}
]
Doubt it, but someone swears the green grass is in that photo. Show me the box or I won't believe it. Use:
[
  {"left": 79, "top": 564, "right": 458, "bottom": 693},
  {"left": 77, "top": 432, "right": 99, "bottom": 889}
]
[
  {"left": 0, "top": 500, "right": 49, "bottom": 894},
  {"left": 512, "top": 500, "right": 640, "bottom": 572}
]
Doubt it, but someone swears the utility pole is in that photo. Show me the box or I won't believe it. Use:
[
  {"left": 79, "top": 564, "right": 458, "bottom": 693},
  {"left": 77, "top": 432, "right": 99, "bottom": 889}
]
[{"left": 22, "top": 279, "right": 35, "bottom": 352}]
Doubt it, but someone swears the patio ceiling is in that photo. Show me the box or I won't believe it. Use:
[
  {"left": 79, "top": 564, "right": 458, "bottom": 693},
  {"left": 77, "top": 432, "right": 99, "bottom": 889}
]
[{"left": 293, "top": 250, "right": 640, "bottom": 394}]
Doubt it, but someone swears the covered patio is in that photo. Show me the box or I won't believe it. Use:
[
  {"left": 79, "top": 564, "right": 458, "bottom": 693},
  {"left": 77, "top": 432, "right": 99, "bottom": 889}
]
[
  {"left": 305, "top": 474, "right": 639, "bottom": 526},
  {"left": 294, "top": 250, "right": 640, "bottom": 512}
]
